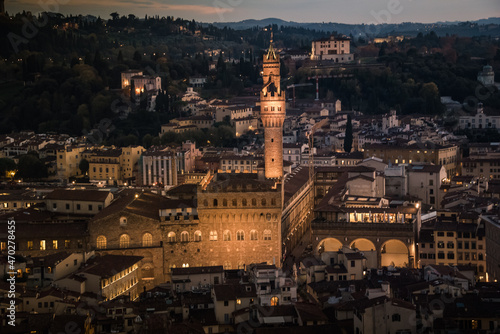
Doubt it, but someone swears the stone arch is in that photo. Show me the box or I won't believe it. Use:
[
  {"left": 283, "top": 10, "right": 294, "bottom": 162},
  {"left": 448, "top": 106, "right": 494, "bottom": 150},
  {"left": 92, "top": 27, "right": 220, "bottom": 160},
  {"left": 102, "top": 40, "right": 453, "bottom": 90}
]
[
  {"left": 350, "top": 238, "right": 376, "bottom": 251},
  {"left": 317, "top": 237, "right": 343, "bottom": 253},
  {"left": 141, "top": 263, "right": 154, "bottom": 279},
  {"left": 381, "top": 239, "right": 409, "bottom": 267}
]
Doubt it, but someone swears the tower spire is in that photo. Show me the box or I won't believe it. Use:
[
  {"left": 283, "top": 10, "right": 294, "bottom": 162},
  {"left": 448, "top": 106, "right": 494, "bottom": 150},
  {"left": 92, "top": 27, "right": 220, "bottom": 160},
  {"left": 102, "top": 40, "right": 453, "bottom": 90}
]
[{"left": 266, "top": 27, "right": 276, "bottom": 60}]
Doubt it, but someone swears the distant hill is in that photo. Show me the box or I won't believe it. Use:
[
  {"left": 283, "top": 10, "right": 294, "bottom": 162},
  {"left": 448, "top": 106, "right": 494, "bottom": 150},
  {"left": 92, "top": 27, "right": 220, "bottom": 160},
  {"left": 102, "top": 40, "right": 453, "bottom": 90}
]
[{"left": 204, "top": 17, "right": 500, "bottom": 37}]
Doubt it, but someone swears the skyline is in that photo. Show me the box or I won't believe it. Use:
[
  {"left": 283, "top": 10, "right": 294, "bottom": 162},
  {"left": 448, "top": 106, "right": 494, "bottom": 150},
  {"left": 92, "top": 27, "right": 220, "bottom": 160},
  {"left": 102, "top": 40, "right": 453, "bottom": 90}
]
[{"left": 5, "top": 0, "right": 500, "bottom": 24}]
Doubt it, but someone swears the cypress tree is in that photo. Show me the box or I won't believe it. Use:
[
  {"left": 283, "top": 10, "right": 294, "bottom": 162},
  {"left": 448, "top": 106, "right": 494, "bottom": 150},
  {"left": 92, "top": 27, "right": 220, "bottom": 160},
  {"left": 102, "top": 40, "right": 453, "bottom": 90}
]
[{"left": 344, "top": 114, "right": 353, "bottom": 153}]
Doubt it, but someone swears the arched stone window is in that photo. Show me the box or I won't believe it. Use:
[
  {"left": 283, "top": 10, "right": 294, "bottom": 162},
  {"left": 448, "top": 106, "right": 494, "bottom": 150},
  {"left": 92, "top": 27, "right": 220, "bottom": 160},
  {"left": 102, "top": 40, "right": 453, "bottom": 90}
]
[
  {"left": 252, "top": 198, "right": 257, "bottom": 206},
  {"left": 270, "top": 296, "right": 279, "bottom": 306},
  {"left": 261, "top": 198, "right": 266, "bottom": 206},
  {"left": 223, "top": 230, "right": 231, "bottom": 241},
  {"left": 181, "top": 231, "right": 189, "bottom": 242},
  {"left": 203, "top": 199, "right": 208, "bottom": 207},
  {"left": 238, "top": 262, "right": 245, "bottom": 269},
  {"left": 223, "top": 199, "right": 227, "bottom": 206},
  {"left": 242, "top": 199, "right": 247, "bottom": 206},
  {"left": 168, "top": 232, "right": 176, "bottom": 243},
  {"left": 194, "top": 231, "right": 202, "bottom": 242},
  {"left": 142, "top": 233, "right": 153, "bottom": 247},
  {"left": 237, "top": 230, "right": 245, "bottom": 241},
  {"left": 224, "top": 261, "right": 231, "bottom": 270},
  {"left": 250, "top": 230, "right": 258, "bottom": 241},
  {"left": 266, "top": 213, "right": 272, "bottom": 221},
  {"left": 232, "top": 199, "right": 237, "bottom": 206},
  {"left": 120, "top": 234, "right": 130, "bottom": 248},
  {"left": 213, "top": 199, "right": 218, "bottom": 207},
  {"left": 97, "top": 235, "right": 107, "bottom": 249},
  {"left": 271, "top": 198, "right": 276, "bottom": 206}
]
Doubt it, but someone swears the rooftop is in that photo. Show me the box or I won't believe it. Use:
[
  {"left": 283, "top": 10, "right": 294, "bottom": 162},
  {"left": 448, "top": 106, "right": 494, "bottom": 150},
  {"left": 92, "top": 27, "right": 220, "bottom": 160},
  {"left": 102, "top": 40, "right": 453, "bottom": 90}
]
[{"left": 80, "top": 254, "right": 143, "bottom": 278}]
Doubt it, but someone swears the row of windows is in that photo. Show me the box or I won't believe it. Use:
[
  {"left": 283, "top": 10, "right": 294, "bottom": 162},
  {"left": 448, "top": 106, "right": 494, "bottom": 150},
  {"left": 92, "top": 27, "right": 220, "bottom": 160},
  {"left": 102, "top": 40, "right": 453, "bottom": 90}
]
[
  {"left": 52, "top": 203, "right": 101, "bottom": 211},
  {"left": 203, "top": 198, "right": 277, "bottom": 207},
  {"left": 436, "top": 252, "right": 484, "bottom": 261},
  {"left": 263, "top": 106, "right": 282, "bottom": 112},
  {"left": 27, "top": 239, "right": 73, "bottom": 250},
  {"left": 434, "top": 241, "right": 479, "bottom": 250},
  {"left": 221, "top": 160, "right": 256, "bottom": 165},
  {"left": 419, "top": 253, "right": 436, "bottom": 259},
  {"left": 92, "top": 167, "right": 115, "bottom": 173},
  {"left": 433, "top": 232, "right": 478, "bottom": 239},
  {"left": 96, "top": 233, "right": 153, "bottom": 249},
  {"left": 1, "top": 202, "right": 31, "bottom": 209},
  {"left": 168, "top": 230, "right": 272, "bottom": 242}
]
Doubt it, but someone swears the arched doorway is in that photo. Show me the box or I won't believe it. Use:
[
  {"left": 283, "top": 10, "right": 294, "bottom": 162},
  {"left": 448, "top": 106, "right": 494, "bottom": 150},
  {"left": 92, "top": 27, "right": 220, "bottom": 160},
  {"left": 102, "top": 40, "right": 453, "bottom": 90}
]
[
  {"left": 350, "top": 238, "right": 376, "bottom": 251},
  {"left": 381, "top": 239, "right": 409, "bottom": 267},
  {"left": 317, "top": 237, "right": 343, "bottom": 253},
  {"left": 350, "top": 238, "right": 377, "bottom": 268}
]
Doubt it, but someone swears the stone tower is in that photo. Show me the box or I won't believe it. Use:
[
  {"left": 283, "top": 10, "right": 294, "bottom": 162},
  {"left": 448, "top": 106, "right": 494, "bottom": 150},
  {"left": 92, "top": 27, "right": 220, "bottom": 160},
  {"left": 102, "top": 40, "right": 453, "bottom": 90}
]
[{"left": 260, "top": 38, "right": 286, "bottom": 179}]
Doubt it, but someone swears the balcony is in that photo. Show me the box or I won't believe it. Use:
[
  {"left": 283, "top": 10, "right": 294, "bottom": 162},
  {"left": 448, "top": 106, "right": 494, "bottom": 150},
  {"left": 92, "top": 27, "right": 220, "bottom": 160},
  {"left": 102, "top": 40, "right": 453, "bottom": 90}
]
[{"left": 311, "top": 220, "right": 414, "bottom": 232}]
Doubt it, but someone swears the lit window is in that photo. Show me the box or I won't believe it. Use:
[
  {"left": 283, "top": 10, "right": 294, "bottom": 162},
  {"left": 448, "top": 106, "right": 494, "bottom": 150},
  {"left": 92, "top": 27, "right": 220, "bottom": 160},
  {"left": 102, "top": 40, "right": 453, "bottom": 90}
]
[
  {"left": 236, "top": 299, "right": 241, "bottom": 305},
  {"left": 168, "top": 232, "right": 176, "bottom": 243},
  {"left": 210, "top": 231, "right": 217, "bottom": 241},
  {"left": 52, "top": 240, "right": 58, "bottom": 250},
  {"left": 194, "top": 231, "right": 202, "bottom": 242},
  {"left": 264, "top": 230, "right": 272, "bottom": 240},
  {"left": 40, "top": 240, "right": 46, "bottom": 251},
  {"left": 181, "top": 231, "right": 189, "bottom": 242},
  {"left": 97, "top": 236, "right": 107, "bottom": 249},
  {"left": 142, "top": 233, "right": 153, "bottom": 247},
  {"left": 120, "top": 234, "right": 130, "bottom": 248}
]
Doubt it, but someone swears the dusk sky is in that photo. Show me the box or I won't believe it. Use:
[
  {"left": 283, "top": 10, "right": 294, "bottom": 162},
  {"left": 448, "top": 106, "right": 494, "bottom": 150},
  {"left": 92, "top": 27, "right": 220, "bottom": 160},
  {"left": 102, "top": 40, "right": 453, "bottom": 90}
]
[{"left": 5, "top": 0, "right": 500, "bottom": 24}]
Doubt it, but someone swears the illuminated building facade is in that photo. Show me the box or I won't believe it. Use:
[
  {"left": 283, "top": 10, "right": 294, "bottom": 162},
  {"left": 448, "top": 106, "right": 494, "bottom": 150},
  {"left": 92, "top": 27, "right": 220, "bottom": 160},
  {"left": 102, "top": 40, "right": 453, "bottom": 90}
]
[{"left": 260, "top": 40, "right": 286, "bottom": 179}]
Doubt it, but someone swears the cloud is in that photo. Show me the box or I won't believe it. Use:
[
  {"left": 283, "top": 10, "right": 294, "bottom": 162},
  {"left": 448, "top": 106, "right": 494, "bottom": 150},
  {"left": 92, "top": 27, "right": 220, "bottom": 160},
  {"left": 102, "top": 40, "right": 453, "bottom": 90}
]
[{"left": 9, "top": 0, "right": 234, "bottom": 16}]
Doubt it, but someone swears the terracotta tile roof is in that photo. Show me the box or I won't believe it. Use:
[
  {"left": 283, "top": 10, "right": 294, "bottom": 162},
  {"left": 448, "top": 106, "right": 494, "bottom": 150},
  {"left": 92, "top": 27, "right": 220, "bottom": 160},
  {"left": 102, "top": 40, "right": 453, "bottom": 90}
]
[
  {"left": 213, "top": 284, "right": 256, "bottom": 301},
  {"left": 294, "top": 302, "right": 328, "bottom": 322},
  {"left": 80, "top": 254, "right": 143, "bottom": 278},
  {"left": 92, "top": 191, "right": 195, "bottom": 221},
  {"left": 45, "top": 189, "right": 111, "bottom": 202},
  {"left": 283, "top": 167, "right": 310, "bottom": 204},
  {"left": 31, "top": 251, "right": 72, "bottom": 267}
]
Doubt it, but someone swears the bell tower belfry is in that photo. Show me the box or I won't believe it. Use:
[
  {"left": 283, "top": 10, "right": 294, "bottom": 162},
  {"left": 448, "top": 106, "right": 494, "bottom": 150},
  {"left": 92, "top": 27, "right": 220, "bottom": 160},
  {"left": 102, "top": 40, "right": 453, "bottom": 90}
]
[{"left": 260, "top": 35, "right": 286, "bottom": 180}]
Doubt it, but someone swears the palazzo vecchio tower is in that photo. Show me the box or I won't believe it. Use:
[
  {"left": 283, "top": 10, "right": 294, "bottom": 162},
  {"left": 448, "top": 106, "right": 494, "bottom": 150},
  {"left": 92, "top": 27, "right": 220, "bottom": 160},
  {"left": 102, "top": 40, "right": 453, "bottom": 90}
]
[{"left": 260, "top": 39, "right": 286, "bottom": 180}]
